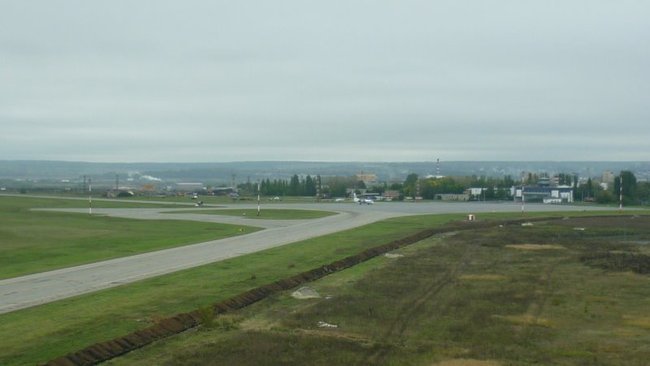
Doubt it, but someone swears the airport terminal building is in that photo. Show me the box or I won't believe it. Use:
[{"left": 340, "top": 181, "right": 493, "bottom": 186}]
[{"left": 513, "top": 185, "right": 574, "bottom": 204}]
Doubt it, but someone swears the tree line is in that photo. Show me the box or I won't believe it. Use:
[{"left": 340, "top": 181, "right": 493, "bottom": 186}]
[
  {"left": 236, "top": 171, "right": 650, "bottom": 206},
  {"left": 238, "top": 175, "right": 321, "bottom": 197}
]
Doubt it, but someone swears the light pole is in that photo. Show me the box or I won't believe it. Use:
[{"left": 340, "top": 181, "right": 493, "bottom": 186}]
[
  {"left": 88, "top": 178, "right": 92, "bottom": 215},
  {"left": 257, "top": 181, "right": 261, "bottom": 216},
  {"left": 619, "top": 173, "right": 623, "bottom": 211},
  {"left": 316, "top": 175, "right": 321, "bottom": 202}
]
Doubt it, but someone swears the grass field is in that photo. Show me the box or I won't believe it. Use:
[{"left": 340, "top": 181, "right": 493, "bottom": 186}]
[
  {"left": 1, "top": 202, "right": 647, "bottom": 365},
  {"left": 106, "top": 216, "right": 650, "bottom": 366},
  {"left": 0, "top": 196, "right": 260, "bottom": 279},
  {"left": 168, "top": 208, "right": 336, "bottom": 220},
  {"left": 0, "top": 213, "right": 465, "bottom": 365}
]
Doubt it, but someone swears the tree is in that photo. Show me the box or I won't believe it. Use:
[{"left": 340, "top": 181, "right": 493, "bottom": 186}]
[
  {"left": 369, "top": 183, "right": 387, "bottom": 195},
  {"left": 304, "top": 175, "right": 317, "bottom": 196},
  {"left": 635, "top": 182, "right": 650, "bottom": 205},
  {"left": 288, "top": 174, "right": 301, "bottom": 196},
  {"left": 495, "top": 187, "right": 508, "bottom": 200},
  {"left": 259, "top": 179, "right": 270, "bottom": 195},
  {"left": 586, "top": 178, "right": 594, "bottom": 199},
  {"left": 558, "top": 173, "right": 568, "bottom": 185},
  {"left": 403, "top": 173, "right": 418, "bottom": 197},
  {"left": 325, "top": 176, "right": 356, "bottom": 197},
  {"left": 526, "top": 173, "right": 539, "bottom": 185},
  {"left": 421, "top": 177, "right": 465, "bottom": 199},
  {"left": 502, "top": 175, "right": 515, "bottom": 188},
  {"left": 577, "top": 178, "right": 595, "bottom": 201},
  {"left": 596, "top": 190, "right": 615, "bottom": 204},
  {"left": 389, "top": 182, "right": 403, "bottom": 191},
  {"left": 485, "top": 186, "right": 495, "bottom": 200}
]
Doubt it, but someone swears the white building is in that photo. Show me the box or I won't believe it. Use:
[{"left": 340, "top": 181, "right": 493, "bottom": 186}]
[{"left": 513, "top": 185, "right": 574, "bottom": 204}]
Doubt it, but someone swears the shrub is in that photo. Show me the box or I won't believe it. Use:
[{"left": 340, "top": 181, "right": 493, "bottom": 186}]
[{"left": 198, "top": 306, "right": 215, "bottom": 329}]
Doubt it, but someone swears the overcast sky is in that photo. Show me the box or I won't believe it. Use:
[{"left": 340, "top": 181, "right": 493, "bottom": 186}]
[{"left": 1, "top": 1, "right": 648, "bottom": 162}]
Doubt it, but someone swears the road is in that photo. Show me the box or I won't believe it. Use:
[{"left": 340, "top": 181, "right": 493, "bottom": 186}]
[{"left": 0, "top": 200, "right": 617, "bottom": 314}]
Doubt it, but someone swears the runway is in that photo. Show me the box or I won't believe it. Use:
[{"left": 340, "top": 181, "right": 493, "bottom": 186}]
[{"left": 0, "top": 200, "right": 616, "bottom": 314}]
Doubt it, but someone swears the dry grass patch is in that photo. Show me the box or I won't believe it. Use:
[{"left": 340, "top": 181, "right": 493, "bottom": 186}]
[
  {"left": 240, "top": 317, "right": 278, "bottom": 332},
  {"left": 612, "top": 327, "right": 645, "bottom": 338},
  {"left": 607, "top": 271, "right": 648, "bottom": 279},
  {"left": 296, "top": 328, "right": 374, "bottom": 346},
  {"left": 623, "top": 315, "right": 650, "bottom": 329},
  {"left": 433, "top": 359, "right": 502, "bottom": 366},
  {"left": 505, "top": 244, "right": 566, "bottom": 251},
  {"left": 458, "top": 274, "right": 507, "bottom": 281},
  {"left": 493, "top": 314, "right": 553, "bottom": 328}
]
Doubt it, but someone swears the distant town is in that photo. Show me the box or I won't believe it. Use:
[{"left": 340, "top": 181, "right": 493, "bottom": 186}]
[{"left": 1, "top": 160, "right": 648, "bottom": 206}]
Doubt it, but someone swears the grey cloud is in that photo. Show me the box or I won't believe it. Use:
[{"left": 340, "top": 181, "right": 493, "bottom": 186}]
[{"left": 1, "top": 1, "right": 648, "bottom": 162}]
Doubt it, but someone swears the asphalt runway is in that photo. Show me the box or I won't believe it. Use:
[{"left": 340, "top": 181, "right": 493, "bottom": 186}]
[{"left": 0, "top": 200, "right": 617, "bottom": 314}]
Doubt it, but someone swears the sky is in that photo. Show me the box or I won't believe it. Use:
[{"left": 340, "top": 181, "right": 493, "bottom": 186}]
[{"left": 1, "top": 1, "right": 648, "bottom": 162}]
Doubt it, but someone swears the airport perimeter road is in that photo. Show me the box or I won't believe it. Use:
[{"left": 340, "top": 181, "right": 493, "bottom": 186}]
[{"left": 0, "top": 201, "right": 618, "bottom": 314}]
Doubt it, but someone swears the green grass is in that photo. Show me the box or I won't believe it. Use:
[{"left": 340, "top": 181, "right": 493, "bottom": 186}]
[
  {"left": 1, "top": 194, "right": 186, "bottom": 209},
  {"left": 0, "top": 207, "right": 646, "bottom": 365},
  {"left": 0, "top": 196, "right": 260, "bottom": 279},
  {"left": 0, "top": 213, "right": 463, "bottom": 366},
  {"left": 168, "top": 208, "right": 337, "bottom": 220},
  {"left": 107, "top": 216, "right": 650, "bottom": 366}
]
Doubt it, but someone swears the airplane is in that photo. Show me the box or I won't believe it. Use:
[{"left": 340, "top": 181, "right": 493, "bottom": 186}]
[{"left": 353, "top": 192, "right": 374, "bottom": 205}]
